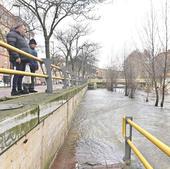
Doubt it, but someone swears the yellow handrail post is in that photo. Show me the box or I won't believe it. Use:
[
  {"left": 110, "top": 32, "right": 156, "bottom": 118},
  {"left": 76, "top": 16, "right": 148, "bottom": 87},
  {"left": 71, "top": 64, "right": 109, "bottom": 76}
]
[{"left": 122, "top": 116, "right": 126, "bottom": 138}]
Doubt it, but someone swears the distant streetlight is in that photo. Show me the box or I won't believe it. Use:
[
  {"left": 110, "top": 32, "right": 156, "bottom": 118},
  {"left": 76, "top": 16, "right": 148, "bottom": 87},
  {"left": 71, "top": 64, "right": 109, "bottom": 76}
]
[{"left": 13, "top": 4, "right": 21, "bottom": 17}]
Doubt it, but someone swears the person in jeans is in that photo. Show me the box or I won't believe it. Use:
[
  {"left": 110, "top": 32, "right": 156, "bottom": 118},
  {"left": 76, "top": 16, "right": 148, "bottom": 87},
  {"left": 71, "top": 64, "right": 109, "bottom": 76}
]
[
  {"left": 6, "top": 23, "right": 30, "bottom": 96},
  {"left": 28, "top": 39, "right": 38, "bottom": 93}
]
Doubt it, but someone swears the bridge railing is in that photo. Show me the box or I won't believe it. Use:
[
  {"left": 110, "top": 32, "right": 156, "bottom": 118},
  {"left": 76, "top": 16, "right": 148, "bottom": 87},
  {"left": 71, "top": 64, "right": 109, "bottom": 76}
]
[
  {"left": 0, "top": 40, "right": 84, "bottom": 93},
  {"left": 122, "top": 116, "right": 170, "bottom": 169}
]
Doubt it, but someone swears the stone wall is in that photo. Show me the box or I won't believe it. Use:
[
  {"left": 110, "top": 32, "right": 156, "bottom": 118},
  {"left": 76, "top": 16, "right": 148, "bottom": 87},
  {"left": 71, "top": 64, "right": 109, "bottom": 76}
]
[{"left": 0, "top": 86, "right": 87, "bottom": 169}]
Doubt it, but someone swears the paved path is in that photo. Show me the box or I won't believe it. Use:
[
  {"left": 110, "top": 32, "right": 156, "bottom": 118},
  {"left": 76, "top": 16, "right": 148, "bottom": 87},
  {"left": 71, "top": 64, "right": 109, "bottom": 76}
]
[{"left": 0, "top": 84, "right": 63, "bottom": 98}]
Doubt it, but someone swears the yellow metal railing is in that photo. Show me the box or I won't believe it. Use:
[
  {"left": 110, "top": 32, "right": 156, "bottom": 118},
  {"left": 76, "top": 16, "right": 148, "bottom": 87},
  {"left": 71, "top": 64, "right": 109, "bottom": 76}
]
[
  {"left": 122, "top": 117, "right": 170, "bottom": 169},
  {"left": 0, "top": 40, "right": 84, "bottom": 93},
  {"left": 51, "top": 64, "right": 61, "bottom": 70},
  {"left": 0, "top": 40, "right": 47, "bottom": 79},
  {"left": 127, "top": 139, "right": 153, "bottom": 169},
  {"left": 0, "top": 68, "right": 48, "bottom": 78},
  {"left": 0, "top": 41, "right": 43, "bottom": 63},
  {"left": 0, "top": 40, "right": 64, "bottom": 80}
]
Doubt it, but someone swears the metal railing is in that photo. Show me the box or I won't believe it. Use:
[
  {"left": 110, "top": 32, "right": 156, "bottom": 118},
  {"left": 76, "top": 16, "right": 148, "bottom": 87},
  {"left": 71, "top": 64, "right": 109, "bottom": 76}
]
[
  {"left": 0, "top": 40, "right": 83, "bottom": 93},
  {"left": 122, "top": 116, "right": 170, "bottom": 169}
]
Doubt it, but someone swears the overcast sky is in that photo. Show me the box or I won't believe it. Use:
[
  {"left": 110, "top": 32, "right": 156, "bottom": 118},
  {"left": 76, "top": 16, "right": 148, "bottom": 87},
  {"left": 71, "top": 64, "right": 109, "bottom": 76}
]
[
  {"left": 17, "top": 0, "right": 168, "bottom": 68},
  {"left": 88, "top": 0, "right": 166, "bottom": 68}
]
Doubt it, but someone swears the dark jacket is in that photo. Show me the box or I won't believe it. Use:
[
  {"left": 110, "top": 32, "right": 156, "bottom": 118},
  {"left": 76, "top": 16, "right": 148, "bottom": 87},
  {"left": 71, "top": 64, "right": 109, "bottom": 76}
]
[
  {"left": 6, "top": 29, "right": 30, "bottom": 63},
  {"left": 29, "top": 48, "right": 38, "bottom": 70}
]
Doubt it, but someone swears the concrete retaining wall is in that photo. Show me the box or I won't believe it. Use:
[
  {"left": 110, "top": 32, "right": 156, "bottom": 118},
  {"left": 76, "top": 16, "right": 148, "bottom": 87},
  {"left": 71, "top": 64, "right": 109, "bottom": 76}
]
[{"left": 0, "top": 86, "right": 87, "bottom": 169}]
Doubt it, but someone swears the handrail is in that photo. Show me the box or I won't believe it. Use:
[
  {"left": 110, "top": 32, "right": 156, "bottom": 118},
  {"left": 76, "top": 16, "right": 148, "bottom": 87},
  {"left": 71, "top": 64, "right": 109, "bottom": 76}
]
[
  {"left": 122, "top": 116, "right": 170, "bottom": 169},
  {"left": 127, "top": 119, "right": 170, "bottom": 157},
  {"left": 0, "top": 68, "right": 48, "bottom": 78},
  {"left": 127, "top": 140, "right": 153, "bottom": 169},
  {"left": 0, "top": 40, "right": 83, "bottom": 93},
  {"left": 0, "top": 40, "right": 43, "bottom": 63},
  {"left": 52, "top": 76, "right": 64, "bottom": 80},
  {"left": 51, "top": 64, "right": 61, "bottom": 70},
  {"left": 122, "top": 116, "right": 126, "bottom": 137}
]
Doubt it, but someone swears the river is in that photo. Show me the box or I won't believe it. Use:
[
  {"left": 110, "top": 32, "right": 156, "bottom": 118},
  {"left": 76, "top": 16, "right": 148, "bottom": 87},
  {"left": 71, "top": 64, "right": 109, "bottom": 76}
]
[{"left": 51, "top": 89, "right": 170, "bottom": 169}]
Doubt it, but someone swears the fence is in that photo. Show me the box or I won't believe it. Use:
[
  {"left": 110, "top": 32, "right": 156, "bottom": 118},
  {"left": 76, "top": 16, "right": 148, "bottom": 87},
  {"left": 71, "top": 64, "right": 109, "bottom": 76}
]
[
  {"left": 0, "top": 40, "right": 84, "bottom": 93},
  {"left": 122, "top": 116, "right": 170, "bottom": 169}
]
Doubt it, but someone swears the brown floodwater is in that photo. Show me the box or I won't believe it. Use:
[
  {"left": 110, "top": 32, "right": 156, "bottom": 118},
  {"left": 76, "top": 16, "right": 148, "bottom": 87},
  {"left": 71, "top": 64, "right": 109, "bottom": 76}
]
[{"left": 51, "top": 89, "right": 170, "bottom": 169}]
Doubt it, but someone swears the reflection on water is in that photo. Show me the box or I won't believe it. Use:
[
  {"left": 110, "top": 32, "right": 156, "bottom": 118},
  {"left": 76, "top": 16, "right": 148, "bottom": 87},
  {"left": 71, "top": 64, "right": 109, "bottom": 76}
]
[{"left": 58, "top": 89, "right": 170, "bottom": 169}]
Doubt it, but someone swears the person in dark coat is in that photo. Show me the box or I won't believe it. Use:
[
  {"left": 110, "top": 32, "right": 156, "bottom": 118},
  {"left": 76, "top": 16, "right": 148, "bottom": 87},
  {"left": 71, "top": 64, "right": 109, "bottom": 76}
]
[
  {"left": 28, "top": 38, "right": 38, "bottom": 93},
  {"left": 6, "top": 23, "right": 31, "bottom": 96}
]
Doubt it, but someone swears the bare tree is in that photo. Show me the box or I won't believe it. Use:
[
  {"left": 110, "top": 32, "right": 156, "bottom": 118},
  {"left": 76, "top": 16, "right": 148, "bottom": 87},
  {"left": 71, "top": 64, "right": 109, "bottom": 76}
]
[
  {"left": 15, "top": 0, "right": 102, "bottom": 59},
  {"left": 55, "top": 24, "right": 89, "bottom": 71},
  {"left": 123, "top": 50, "right": 129, "bottom": 96},
  {"left": 106, "top": 66, "right": 118, "bottom": 91},
  {"left": 143, "top": 0, "right": 160, "bottom": 106},
  {"left": 140, "top": 50, "right": 153, "bottom": 102},
  {"left": 77, "top": 41, "right": 99, "bottom": 78},
  {"left": 124, "top": 50, "right": 143, "bottom": 98},
  {"left": 160, "top": 0, "right": 169, "bottom": 107}
]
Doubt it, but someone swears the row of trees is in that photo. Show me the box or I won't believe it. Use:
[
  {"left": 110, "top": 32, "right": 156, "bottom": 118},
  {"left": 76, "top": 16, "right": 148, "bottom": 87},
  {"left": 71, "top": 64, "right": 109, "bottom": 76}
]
[
  {"left": 54, "top": 25, "right": 99, "bottom": 77},
  {"left": 106, "top": 0, "right": 170, "bottom": 108},
  {"left": 126, "top": 1, "right": 169, "bottom": 107},
  {"left": 4, "top": 0, "right": 104, "bottom": 78}
]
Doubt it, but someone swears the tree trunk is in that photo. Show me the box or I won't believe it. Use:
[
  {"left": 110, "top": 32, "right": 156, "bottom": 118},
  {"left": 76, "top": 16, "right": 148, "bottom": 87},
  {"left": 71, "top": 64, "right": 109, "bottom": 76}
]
[
  {"left": 125, "top": 81, "right": 128, "bottom": 96},
  {"left": 82, "top": 67, "right": 85, "bottom": 78},
  {"left": 160, "top": 84, "right": 165, "bottom": 107},
  {"left": 65, "top": 55, "right": 69, "bottom": 69},
  {"left": 129, "top": 88, "right": 134, "bottom": 98},
  {"left": 78, "top": 65, "right": 81, "bottom": 77},
  {"left": 70, "top": 56, "right": 74, "bottom": 72},
  {"left": 45, "top": 37, "right": 50, "bottom": 58},
  {"left": 160, "top": 0, "right": 168, "bottom": 108},
  {"left": 82, "top": 62, "right": 86, "bottom": 78},
  {"left": 154, "top": 81, "right": 159, "bottom": 106},
  {"left": 107, "top": 81, "right": 113, "bottom": 91},
  {"left": 146, "top": 92, "right": 149, "bottom": 102}
]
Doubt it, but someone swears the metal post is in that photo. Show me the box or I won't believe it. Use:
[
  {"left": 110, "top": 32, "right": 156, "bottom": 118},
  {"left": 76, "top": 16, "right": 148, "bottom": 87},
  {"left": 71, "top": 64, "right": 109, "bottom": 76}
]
[
  {"left": 37, "top": 106, "right": 40, "bottom": 124},
  {"left": 43, "top": 59, "right": 53, "bottom": 93},
  {"left": 123, "top": 116, "right": 133, "bottom": 164},
  {"left": 61, "top": 66, "right": 67, "bottom": 89},
  {"left": 71, "top": 72, "right": 76, "bottom": 86}
]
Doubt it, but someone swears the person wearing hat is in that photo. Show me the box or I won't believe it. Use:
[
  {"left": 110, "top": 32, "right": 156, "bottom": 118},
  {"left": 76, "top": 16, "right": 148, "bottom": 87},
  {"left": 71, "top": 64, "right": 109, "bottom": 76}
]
[
  {"left": 28, "top": 38, "right": 38, "bottom": 93},
  {"left": 6, "top": 23, "right": 31, "bottom": 96}
]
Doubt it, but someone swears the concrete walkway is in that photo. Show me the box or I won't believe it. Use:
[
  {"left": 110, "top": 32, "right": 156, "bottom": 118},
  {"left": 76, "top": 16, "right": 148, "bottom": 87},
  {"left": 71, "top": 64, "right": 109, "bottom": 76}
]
[{"left": 0, "top": 84, "right": 63, "bottom": 98}]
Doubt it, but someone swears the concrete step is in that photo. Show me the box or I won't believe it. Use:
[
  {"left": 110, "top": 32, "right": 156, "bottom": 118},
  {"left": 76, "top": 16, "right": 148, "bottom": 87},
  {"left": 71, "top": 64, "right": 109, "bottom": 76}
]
[{"left": 77, "top": 163, "right": 124, "bottom": 169}]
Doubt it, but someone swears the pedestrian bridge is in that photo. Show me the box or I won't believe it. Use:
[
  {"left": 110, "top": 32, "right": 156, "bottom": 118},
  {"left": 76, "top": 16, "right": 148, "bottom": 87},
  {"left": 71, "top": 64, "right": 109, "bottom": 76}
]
[
  {"left": 88, "top": 78, "right": 147, "bottom": 89},
  {"left": 88, "top": 78, "right": 147, "bottom": 84}
]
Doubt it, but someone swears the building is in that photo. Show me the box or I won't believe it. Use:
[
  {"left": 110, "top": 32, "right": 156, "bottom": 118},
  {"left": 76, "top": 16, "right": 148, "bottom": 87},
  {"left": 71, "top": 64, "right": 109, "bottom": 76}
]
[
  {"left": 0, "top": 4, "right": 15, "bottom": 80},
  {"left": 96, "top": 67, "right": 107, "bottom": 79},
  {"left": 0, "top": 4, "right": 33, "bottom": 81}
]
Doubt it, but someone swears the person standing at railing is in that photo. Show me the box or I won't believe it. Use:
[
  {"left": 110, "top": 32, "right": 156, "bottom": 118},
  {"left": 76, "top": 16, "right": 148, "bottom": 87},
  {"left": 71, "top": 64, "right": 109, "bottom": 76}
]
[
  {"left": 28, "top": 38, "right": 38, "bottom": 93},
  {"left": 6, "top": 23, "right": 31, "bottom": 96}
]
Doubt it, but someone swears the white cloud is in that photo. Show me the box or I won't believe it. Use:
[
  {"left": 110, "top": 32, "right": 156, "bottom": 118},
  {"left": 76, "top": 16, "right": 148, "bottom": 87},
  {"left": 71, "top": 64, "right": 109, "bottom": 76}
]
[{"left": 88, "top": 0, "right": 164, "bottom": 68}]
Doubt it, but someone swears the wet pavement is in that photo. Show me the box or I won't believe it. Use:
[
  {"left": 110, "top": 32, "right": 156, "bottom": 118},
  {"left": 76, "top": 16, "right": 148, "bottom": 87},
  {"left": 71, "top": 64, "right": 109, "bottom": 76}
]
[
  {"left": 0, "top": 84, "right": 62, "bottom": 98},
  {"left": 51, "top": 89, "right": 170, "bottom": 169}
]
